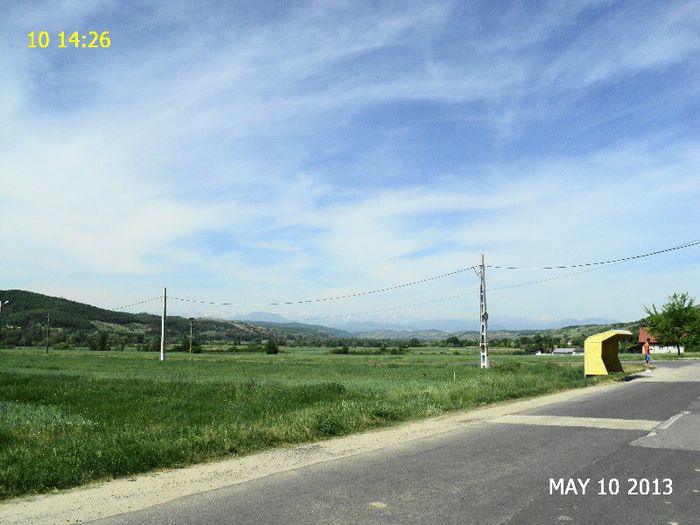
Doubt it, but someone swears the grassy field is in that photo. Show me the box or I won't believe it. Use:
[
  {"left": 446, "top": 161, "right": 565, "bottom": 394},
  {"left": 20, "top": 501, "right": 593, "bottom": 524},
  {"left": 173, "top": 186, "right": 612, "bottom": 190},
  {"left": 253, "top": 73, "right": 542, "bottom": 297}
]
[{"left": 0, "top": 346, "right": 644, "bottom": 500}]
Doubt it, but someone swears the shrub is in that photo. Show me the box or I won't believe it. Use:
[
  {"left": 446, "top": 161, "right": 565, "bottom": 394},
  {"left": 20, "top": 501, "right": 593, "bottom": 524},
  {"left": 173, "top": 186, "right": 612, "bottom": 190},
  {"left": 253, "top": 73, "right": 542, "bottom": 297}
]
[
  {"left": 264, "top": 339, "right": 279, "bottom": 354},
  {"left": 445, "top": 336, "right": 460, "bottom": 347},
  {"left": 245, "top": 342, "right": 262, "bottom": 352},
  {"left": 87, "top": 332, "right": 111, "bottom": 352}
]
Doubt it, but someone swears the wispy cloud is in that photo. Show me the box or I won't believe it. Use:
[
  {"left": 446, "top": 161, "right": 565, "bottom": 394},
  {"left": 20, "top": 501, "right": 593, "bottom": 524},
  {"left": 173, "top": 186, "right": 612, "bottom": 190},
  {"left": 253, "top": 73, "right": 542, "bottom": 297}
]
[{"left": 1, "top": 0, "right": 698, "bottom": 323}]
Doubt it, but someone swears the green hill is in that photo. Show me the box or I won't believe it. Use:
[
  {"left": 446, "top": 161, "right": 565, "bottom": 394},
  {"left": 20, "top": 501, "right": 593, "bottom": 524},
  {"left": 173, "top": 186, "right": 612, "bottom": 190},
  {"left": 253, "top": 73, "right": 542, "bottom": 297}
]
[{"left": 0, "top": 290, "right": 349, "bottom": 349}]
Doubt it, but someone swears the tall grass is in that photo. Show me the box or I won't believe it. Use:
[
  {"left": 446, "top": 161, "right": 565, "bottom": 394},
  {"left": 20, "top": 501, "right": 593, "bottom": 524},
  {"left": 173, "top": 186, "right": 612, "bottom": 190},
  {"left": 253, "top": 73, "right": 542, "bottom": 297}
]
[{"left": 0, "top": 348, "right": 603, "bottom": 500}]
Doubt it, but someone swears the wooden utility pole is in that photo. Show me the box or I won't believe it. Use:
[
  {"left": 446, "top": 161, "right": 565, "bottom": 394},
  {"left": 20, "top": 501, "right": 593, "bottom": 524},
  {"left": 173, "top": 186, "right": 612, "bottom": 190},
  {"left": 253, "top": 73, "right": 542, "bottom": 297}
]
[
  {"left": 479, "top": 254, "right": 489, "bottom": 369},
  {"left": 189, "top": 317, "right": 194, "bottom": 353},
  {"left": 160, "top": 287, "right": 167, "bottom": 361},
  {"left": 46, "top": 313, "right": 50, "bottom": 354}
]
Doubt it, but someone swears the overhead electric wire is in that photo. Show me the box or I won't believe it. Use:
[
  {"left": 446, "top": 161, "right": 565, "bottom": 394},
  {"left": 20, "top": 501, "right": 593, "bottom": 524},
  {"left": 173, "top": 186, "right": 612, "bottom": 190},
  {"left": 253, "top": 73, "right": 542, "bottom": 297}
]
[
  {"left": 169, "top": 266, "right": 477, "bottom": 307},
  {"left": 486, "top": 260, "right": 625, "bottom": 292},
  {"left": 311, "top": 290, "right": 479, "bottom": 320},
  {"left": 311, "top": 260, "right": 625, "bottom": 320},
  {"left": 169, "top": 297, "right": 267, "bottom": 307},
  {"left": 114, "top": 296, "right": 163, "bottom": 311},
  {"left": 115, "top": 238, "right": 699, "bottom": 315},
  {"left": 487, "top": 239, "right": 700, "bottom": 270}
]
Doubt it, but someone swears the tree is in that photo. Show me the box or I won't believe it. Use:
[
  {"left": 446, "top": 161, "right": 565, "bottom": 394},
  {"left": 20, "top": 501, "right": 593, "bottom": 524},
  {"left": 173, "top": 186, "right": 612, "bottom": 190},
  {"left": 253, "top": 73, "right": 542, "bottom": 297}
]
[
  {"left": 88, "top": 331, "right": 111, "bottom": 352},
  {"left": 645, "top": 292, "right": 700, "bottom": 356},
  {"left": 177, "top": 334, "right": 202, "bottom": 353},
  {"left": 445, "top": 336, "right": 460, "bottom": 347},
  {"left": 264, "top": 339, "right": 279, "bottom": 354}
]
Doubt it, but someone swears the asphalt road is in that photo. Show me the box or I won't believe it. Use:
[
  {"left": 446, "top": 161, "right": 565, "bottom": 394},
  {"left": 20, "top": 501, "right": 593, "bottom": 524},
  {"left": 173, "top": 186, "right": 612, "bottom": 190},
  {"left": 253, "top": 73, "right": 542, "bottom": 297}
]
[{"left": 93, "top": 361, "right": 700, "bottom": 525}]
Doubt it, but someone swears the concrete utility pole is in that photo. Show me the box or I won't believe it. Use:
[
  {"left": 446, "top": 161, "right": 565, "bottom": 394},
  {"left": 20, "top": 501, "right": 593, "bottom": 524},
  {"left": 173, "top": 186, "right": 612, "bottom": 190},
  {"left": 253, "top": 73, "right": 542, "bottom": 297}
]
[
  {"left": 160, "top": 287, "right": 167, "bottom": 361},
  {"left": 0, "top": 300, "right": 9, "bottom": 347},
  {"left": 46, "top": 313, "right": 50, "bottom": 354},
  {"left": 479, "top": 254, "right": 489, "bottom": 369},
  {"left": 189, "top": 317, "right": 194, "bottom": 353}
]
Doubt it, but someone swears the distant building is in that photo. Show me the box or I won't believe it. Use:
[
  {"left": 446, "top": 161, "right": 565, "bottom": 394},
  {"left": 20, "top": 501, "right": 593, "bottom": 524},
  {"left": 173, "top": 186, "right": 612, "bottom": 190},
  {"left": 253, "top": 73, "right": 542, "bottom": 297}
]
[
  {"left": 552, "top": 347, "right": 583, "bottom": 355},
  {"left": 636, "top": 327, "right": 684, "bottom": 354}
]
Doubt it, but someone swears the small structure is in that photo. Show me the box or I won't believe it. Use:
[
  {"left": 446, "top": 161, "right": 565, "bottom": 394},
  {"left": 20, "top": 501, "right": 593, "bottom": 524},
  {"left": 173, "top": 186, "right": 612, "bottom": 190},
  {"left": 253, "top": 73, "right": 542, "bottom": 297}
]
[
  {"left": 637, "top": 328, "right": 684, "bottom": 354},
  {"left": 584, "top": 330, "right": 632, "bottom": 376},
  {"left": 552, "top": 347, "right": 583, "bottom": 355}
]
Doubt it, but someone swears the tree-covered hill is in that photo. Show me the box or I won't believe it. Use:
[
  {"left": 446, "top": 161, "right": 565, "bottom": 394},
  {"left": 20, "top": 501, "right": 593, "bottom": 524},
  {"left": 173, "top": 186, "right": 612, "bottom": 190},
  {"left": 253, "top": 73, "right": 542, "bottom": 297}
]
[{"left": 0, "top": 290, "right": 349, "bottom": 348}]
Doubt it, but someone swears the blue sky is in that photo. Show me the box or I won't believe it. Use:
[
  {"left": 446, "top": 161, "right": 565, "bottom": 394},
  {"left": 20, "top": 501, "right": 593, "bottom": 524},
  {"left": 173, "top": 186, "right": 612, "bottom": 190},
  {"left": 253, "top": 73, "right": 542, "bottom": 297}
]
[{"left": 1, "top": 0, "right": 699, "bottom": 327}]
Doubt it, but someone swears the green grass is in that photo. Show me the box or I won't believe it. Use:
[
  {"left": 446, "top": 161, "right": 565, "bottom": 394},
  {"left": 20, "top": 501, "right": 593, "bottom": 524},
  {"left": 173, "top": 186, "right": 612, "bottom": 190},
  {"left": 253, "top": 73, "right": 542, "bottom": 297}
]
[
  {"left": 638, "top": 351, "right": 700, "bottom": 361},
  {"left": 0, "top": 346, "right": 619, "bottom": 500}
]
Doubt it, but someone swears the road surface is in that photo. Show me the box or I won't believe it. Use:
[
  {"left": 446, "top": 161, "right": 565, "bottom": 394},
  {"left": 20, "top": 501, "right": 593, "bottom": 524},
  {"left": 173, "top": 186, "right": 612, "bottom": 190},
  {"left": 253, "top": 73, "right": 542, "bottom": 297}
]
[{"left": 92, "top": 361, "right": 700, "bottom": 525}]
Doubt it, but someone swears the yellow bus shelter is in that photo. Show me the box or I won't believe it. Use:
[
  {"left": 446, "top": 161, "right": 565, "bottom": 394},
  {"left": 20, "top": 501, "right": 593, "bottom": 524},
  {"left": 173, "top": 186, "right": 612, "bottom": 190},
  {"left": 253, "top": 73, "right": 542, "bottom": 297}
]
[{"left": 584, "top": 330, "right": 632, "bottom": 376}]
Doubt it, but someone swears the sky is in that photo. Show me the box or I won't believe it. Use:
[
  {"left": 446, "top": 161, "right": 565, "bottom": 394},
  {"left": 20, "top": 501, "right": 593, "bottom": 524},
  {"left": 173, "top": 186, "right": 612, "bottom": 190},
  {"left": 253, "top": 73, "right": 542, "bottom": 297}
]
[{"left": 1, "top": 0, "right": 699, "bottom": 328}]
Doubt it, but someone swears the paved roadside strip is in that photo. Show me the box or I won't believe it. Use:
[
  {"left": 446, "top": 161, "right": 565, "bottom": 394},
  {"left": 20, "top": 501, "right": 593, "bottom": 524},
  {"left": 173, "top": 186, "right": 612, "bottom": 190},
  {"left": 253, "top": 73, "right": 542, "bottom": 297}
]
[
  {"left": 492, "top": 414, "right": 661, "bottom": 431},
  {"left": 0, "top": 380, "right": 627, "bottom": 525}
]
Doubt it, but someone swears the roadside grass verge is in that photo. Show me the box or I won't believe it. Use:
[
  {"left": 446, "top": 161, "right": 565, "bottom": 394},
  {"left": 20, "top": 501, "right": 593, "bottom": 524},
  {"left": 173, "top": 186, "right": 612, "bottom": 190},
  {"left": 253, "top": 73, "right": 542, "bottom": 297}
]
[{"left": 0, "top": 348, "right": 610, "bottom": 500}]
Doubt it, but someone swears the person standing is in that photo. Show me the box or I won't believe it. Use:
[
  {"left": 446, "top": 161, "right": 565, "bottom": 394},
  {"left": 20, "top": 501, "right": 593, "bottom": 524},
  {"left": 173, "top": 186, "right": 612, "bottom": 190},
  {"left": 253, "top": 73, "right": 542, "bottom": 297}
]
[{"left": 643, "top": 337, "right": 652, "bottom": 371}]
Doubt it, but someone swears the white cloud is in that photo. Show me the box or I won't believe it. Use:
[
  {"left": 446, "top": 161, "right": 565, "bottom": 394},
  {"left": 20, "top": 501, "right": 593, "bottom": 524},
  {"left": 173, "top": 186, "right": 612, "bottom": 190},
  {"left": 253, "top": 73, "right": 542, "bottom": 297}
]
[{"left": 1, "top": 0, "right": 698, "bottom": 323}]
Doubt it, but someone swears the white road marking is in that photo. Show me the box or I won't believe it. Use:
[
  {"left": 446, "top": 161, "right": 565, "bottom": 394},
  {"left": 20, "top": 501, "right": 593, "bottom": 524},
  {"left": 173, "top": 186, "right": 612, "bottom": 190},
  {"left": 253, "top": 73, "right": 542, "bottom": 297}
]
[
  {"left": 493, "top": 415, "right": 661, "bottom": 431},
  {"left": 656, "top": 412, "right": 689, "bottom": 430}
]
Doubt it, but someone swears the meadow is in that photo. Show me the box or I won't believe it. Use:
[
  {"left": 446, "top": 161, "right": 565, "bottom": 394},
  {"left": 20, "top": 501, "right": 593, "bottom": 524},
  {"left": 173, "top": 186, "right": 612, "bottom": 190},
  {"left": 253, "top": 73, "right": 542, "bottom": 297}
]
[{"left": 0, "top": 346, "right": 644, "bottom": 500}]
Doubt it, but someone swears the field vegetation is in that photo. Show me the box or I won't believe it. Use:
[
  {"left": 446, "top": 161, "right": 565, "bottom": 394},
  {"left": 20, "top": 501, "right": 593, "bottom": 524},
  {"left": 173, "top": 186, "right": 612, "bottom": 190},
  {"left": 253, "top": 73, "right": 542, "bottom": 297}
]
[{"left": 0, "top": 345, "right": 630, "bottom": 500}]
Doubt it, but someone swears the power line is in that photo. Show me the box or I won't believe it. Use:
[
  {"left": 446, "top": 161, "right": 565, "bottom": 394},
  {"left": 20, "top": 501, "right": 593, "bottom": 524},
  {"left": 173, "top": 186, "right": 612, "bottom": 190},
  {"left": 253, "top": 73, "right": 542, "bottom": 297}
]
[
  {"left": 308, "top": 290, "right": 479, "bottom": 320},
  {"left": 114, "top": 296, "right": 163, "bottom": 311},
  {"left": 487, "top": 239, "right": 700, "bottom": 270},
  {"left": 298, "top": 259, "right": 628, "bottom": 321},
  {"left": 487, "top": 260, "right": 625, "bottom": 292},
  {"left": 168, "top": 297, "right": 267, "bottom": 307},
  {"left": 112, "top": 238, "right": 699, "bottom": 315},
  {"left": 169, "top": 266, "right": 477, "bottom": 307}
]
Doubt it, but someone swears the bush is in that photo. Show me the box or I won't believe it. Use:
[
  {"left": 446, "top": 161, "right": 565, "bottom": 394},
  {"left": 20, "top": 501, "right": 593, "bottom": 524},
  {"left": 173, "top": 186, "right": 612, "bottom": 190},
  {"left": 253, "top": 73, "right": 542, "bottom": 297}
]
[
  {"left": 246, "top": 342, "right": 262, "bottom": 352},
  {"left": 178, "top": 335, "right": 202, "bottom": 353},
  {"left": 88, "top": 332, "right": 111, "bottom": 352},
  {"left": 330, "top": 345, "right": 349, "bottom": 354},
  {"left": 445, "top": 336, "right": 460, "bottom": 347},
  {"left": 264, "top": 339, "right": 279, "bottom": 354}
]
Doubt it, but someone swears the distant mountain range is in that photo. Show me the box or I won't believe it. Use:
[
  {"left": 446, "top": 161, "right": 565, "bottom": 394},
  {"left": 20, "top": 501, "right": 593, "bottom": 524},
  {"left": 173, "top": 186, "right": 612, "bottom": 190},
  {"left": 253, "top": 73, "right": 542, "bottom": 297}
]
[{"left": 235, "top": 312, "right": 619, "bottom": 333}]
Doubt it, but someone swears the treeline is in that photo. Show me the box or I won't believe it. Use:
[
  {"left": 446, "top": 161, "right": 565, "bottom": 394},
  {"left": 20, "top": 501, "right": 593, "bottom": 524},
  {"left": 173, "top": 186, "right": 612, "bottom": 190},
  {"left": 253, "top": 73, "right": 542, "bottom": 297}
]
[
  {"left": 0, "top": 322, "right": 592, "bottom": 352},
  {"left": 438, "top": 334, "right": 586, "bottom": 352}
]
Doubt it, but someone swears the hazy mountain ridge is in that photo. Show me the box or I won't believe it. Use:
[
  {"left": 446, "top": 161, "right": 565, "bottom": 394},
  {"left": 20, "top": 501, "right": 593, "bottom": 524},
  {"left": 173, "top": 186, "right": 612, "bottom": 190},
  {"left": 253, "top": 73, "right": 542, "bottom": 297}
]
[{"left": 232, "top": 313, "right": 619, "bottom": 332}]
